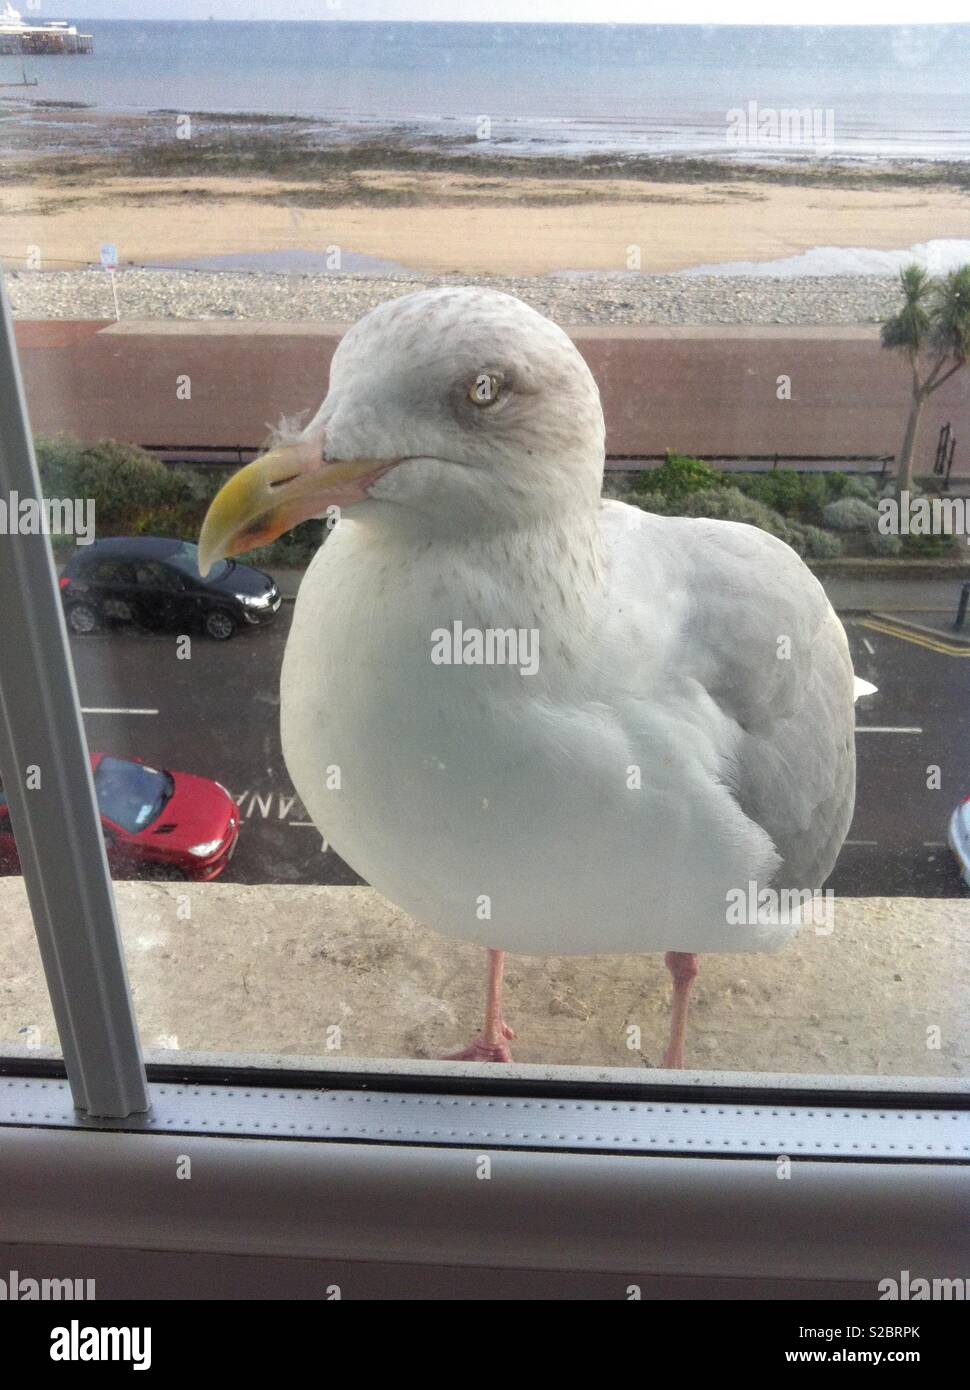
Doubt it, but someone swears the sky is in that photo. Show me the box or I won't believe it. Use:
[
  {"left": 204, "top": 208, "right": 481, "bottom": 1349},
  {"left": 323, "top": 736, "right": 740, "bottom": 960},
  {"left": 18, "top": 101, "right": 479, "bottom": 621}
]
[{"left": 46, "top": 2, "right": 970, "bottom": 24}]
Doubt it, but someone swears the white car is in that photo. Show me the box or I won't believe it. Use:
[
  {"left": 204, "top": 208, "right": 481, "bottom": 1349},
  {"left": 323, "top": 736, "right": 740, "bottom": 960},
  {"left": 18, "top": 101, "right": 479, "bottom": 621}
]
[{"left": 947, "top": 797, "right": 970, "bottom": 889}]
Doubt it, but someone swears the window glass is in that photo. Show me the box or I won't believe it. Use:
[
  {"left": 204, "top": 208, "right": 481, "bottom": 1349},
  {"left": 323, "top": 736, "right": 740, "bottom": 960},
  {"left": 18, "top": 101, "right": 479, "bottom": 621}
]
[
  {"left": 167, "top": 542, "right": 230, "bottom": 582},
  {"left": 93, "top": 560, "right": 134, "bottom": 583},
  {"left": 93, "top": 756, "right": 174, "bottom": 834},
  {"left": 134, "top": 561, "right": 177, "bottom": 589},
  {"left": 2, "top": 7, "right": 968, "bottom": 1081}
]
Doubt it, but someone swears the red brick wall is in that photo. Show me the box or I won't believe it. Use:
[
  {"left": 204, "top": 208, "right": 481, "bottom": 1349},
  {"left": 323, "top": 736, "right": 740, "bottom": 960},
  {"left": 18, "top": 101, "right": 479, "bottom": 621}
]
[{"left": 13, "top": 320, "right": 970, "bottom": 474}]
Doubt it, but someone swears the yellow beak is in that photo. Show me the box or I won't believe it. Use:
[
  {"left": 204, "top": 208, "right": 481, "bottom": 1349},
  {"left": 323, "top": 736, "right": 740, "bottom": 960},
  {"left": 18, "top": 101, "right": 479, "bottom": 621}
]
[{"left": 197, "top": 438, "right": 396, "bottom": 577}]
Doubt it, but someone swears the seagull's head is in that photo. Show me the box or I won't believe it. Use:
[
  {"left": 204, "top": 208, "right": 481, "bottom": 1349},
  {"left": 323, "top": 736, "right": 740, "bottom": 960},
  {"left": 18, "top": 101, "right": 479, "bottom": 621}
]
[{"left": 198, "top": 287, "right": 605, "bottom": 571}]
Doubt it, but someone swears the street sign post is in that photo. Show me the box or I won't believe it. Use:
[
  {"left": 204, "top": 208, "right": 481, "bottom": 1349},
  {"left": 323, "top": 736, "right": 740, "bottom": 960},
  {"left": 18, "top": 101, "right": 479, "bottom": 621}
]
[{"left": 100, "top": 244, "right": 120, "bottom": 321}]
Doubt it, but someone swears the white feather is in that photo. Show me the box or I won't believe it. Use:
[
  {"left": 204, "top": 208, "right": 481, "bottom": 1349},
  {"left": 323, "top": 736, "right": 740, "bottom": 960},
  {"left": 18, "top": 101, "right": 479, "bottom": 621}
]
[{"left": 280, "top": 288, "right": 859, "bottom": 957}]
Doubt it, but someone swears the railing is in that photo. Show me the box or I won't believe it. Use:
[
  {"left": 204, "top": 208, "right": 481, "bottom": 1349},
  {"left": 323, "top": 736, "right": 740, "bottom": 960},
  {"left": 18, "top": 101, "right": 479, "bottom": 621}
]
[
  {"left": 0, "top": 31, "right": 92, "bottom": 55},
  {"left": 140, "top": 443, "right": 897, "bottom": 477},
  {"left": 935, "top": 422, "right": 956, "bottom": 489}
]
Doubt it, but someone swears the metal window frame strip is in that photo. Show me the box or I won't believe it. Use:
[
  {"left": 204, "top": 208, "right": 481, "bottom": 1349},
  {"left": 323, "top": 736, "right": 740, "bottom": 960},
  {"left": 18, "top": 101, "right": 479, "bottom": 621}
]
[
  {"left": 1, "top": 1074, "right": 968, "bottom": 1161},
  {"left": 0, "top": 267, "right": 148, "bottom": 1118}
]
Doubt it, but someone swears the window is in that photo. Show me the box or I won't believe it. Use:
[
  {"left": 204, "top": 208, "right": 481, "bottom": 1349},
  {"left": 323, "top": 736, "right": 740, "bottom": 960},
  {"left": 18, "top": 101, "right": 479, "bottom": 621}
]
[
  {"left": 1, "top": 3, "right": 968, "bottom": 1304},
  {"left": 133, "top": 560, "right": 180, "bottom": 589},
  {"left": 167, "top": 540, "right": 230, "bottom": 582},
  {"left": 93, "top": 757, "right": 174, "bottom": 834}
]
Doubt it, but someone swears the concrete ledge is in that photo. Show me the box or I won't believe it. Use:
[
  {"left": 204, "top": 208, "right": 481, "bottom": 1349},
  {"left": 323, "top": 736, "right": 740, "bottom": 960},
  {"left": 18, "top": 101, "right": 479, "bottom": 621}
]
[
  {"left": 92, "top": 321, "right": 887, "bottom": 343},
  {"left": 2, "top": 880, "right": 968, "bottom": 1079}
]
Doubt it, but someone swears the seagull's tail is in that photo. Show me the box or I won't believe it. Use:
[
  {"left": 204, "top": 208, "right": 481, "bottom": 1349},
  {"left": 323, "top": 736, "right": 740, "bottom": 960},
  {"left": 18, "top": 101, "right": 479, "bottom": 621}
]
[{"left": 853, "top": 676, "right": 878, "bottom": 701}]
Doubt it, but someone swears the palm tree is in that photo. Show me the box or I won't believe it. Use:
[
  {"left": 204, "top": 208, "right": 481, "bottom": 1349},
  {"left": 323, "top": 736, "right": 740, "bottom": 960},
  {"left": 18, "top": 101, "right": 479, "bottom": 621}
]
[{"left": 881, "top": 263, "right": 970, "bottom": 497}]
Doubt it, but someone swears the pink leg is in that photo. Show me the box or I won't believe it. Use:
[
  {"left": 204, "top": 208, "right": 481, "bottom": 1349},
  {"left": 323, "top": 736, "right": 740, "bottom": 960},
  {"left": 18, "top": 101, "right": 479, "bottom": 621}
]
[
  {"left": 662, "top": 951, "right": 699, "bottom": 1069},
  {"left": 443, "top": 948, "right": 515, "bottom": 1063}
]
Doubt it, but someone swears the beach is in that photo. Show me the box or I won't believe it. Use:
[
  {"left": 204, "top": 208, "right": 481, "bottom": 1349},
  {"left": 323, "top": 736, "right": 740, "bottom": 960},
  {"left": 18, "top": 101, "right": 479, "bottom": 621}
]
[
  {"left": 2, "top": 90, "right": 969, "bottom": 315},
  {"left": 3, "top": 150, "right": 970, "bottom": 280}
]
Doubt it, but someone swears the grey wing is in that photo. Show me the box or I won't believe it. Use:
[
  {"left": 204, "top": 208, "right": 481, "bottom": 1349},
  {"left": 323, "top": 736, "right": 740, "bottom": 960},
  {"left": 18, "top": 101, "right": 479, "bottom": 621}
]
[
  {"left": 676, "top": 517, "right": 856, "bottom": 888},
  {"left": 603, "top": 504, "right": 857, "bottom": 890}
]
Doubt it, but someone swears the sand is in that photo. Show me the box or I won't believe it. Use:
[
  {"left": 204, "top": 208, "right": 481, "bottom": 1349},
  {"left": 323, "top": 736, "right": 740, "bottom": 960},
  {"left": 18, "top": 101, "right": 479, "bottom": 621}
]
[{"left": 3, "top": 171, "right": 970, "bottom": 276}]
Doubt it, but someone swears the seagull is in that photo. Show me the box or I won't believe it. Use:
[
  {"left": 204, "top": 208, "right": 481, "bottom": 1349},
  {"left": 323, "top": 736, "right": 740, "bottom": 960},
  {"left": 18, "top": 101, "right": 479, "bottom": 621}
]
[{"left": 199, "top": 286, "right": 864, "bottom": 1068}]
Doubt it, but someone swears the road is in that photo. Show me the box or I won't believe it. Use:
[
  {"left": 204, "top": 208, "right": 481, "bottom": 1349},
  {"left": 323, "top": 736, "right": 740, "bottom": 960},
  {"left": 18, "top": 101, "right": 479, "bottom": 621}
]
[{"left": 66, "top": 606, "right": 970, "bottom": 898}]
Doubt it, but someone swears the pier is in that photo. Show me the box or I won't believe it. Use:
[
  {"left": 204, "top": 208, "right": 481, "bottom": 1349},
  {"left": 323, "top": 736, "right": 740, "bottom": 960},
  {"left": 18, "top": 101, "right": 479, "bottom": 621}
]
[{"left": 0, "top": 5, "right": 92, "bottom": 55}]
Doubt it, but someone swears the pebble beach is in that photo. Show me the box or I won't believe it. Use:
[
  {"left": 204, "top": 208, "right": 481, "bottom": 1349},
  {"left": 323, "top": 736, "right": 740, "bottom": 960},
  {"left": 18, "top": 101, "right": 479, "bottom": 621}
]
[{"left": 5, "top": 268, "right": 904, "bottom": 326}]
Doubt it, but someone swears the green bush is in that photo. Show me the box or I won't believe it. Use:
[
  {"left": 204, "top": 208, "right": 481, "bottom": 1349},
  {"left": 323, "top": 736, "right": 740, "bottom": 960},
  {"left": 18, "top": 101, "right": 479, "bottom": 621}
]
[
  {"left": 626, "top": 484, "right": 842, "bottom": 557},
  {"left": 734, "top": 470, "right": 805, "bottom": 517},
  {"left": 619, "top": 489, "right": 678, "bottom": 514},
  {"left": 867, "top": 528, "right": 904, "bottom": 556},
  {"left": 630, "top": 465, "right": 883, "bottom": 527},
  {"left": 901, "top": 532, "right": 955, "bottom": 558},
  {"left": 244, "top": 520, "right": 325, "bottom": 570},
  {"left": 601, "top": 473, "right": 633, "bottom": 501},
  {"left": 648, "top": 486, "right": 801, "bottom": 545},
  {"left": 169, "top": 463, "right": 229, "bottom": 505},
  {"left": 842, "top": 475, "right": 879, "bottom": 500},
  {"left": 733, "top": 470, "right": 881, "bottom": 520},
  {"left": 796, "top": 474, "right": 829, "bottom": 520},
  {"left": 792, "top": 524, "right": 843, "bottom": 559},
  {"left": 634, "top": 452, "right": 724, "bottom": 499},
  {"left": 822, "top": 497, "right": 881, "bottom": 531},
  {"left": 34, "top": 435, "right": 321, "bottom": 571},
  {"left": 35, "top": 436, "right": 193, "bottom": 534},
  {"left": 674, "top": 487, "right": 792, "bottom": 533}
]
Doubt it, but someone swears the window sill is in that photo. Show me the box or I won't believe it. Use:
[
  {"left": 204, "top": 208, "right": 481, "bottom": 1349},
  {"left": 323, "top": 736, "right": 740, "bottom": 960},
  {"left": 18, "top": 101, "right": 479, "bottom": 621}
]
[{"left": 2, "top": 878, "right": 968, "bottom": 1081}]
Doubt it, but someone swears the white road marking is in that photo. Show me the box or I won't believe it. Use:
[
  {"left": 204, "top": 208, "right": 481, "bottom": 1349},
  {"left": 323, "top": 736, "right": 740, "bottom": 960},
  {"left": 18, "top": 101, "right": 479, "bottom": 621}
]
[
  {"left": 862, "top": 638, "right": 876, "bottom": 655},
  {"left": 844, "top": 839, "right": 879, "bottom": 846},
  {"left": 922, "top": 841, "right": 946, "bottom": 848},
  {"left": 81, "top": 707, "right": 158, "bottom": 715},
  {"left": 856, "top": 726, "right": 923, "bottom": 734}
]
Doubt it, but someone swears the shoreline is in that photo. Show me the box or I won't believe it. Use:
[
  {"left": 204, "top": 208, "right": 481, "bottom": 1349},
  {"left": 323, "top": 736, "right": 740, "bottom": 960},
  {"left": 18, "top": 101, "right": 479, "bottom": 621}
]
[
  {"left": 3, "top": 96, "right": 970, "bottom": 172},
  {"left": 3, "top": 107, "right": 968, "bottom": 286},
  {"left": 4, "top": 104, "right": 970, "bottom": 184}
]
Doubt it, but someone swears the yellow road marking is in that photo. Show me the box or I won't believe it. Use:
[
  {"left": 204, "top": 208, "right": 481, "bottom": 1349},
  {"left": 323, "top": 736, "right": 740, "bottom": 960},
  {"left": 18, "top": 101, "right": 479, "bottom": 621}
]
[{"left": 859, "top": 617, "right": 970, "bottom": 657}]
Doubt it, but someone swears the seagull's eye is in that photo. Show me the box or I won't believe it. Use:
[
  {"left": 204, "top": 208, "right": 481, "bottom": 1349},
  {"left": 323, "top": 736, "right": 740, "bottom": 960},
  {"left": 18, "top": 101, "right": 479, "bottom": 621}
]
[{"left": 468, "top": 371, "right": 504, "bottom": 407}]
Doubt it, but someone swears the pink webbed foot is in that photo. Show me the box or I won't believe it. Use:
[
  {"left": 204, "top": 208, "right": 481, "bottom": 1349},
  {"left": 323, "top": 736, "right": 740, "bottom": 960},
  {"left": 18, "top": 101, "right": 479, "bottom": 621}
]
[{"left": 443, "top": 1021, "right": 515, "bottom": 1063}]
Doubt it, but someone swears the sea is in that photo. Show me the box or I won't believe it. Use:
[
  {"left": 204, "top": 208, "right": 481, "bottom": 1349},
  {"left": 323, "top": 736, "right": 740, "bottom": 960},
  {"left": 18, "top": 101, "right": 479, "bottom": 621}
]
[{"left": 3, "top": 20, "right": 970, "bottom": 163}]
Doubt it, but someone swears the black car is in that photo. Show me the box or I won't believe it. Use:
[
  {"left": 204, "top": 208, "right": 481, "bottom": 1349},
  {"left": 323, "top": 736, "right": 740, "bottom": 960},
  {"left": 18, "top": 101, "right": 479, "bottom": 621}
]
[{"left": 59, "top": 537, "right": 282, "bottom": 640}]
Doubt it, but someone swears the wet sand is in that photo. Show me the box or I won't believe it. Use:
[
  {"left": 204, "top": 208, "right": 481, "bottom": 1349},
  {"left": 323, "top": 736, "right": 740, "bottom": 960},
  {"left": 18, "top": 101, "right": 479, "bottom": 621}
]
[
  {"left": 2, "top": 106, "right": 969, "bottom": 277},
  {"left": 3, "top": 170, "right": 969, "bottom": 276}
]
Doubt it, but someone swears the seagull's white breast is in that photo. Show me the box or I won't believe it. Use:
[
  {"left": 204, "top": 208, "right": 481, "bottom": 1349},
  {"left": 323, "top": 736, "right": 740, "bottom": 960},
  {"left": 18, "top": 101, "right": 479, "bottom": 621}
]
[{"left": 279, "top": 503, "right": 845, "bottom": 956}]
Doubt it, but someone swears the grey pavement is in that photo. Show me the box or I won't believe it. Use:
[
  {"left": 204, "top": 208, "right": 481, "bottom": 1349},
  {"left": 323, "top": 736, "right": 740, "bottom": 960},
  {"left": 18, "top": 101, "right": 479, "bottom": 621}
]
[
  {"left": 270, "top": 565, "right": 970, "bottom": 618},
  {"left": 818, "top": 574, "right": 970, "bottom": 618}
]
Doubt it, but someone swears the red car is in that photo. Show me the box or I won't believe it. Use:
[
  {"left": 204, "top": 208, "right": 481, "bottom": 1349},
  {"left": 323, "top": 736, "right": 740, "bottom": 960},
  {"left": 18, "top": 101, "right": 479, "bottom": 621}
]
[{"left": 0, "top": 753, "right": 238, "bottom": 882}]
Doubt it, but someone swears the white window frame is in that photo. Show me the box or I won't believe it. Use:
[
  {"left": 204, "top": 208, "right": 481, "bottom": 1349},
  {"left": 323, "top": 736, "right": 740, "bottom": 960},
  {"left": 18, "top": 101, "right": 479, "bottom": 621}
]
[
  {"left": 1, "top": 266, "right": 967, "bottom": 1293},
  {"left": 0, "top": 270, "right": 147, "bottom": 1119}
]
